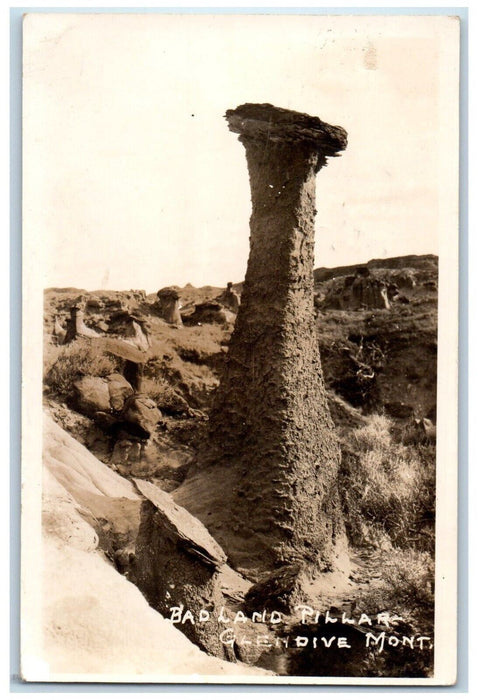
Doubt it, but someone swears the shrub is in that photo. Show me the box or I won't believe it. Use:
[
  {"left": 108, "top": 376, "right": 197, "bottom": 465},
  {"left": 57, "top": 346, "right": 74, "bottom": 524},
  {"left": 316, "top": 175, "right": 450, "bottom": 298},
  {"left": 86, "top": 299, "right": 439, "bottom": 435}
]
[
  {"left": 355, "top": 543, "right": 434, "bottom": 615},
  {"left": 144, "top": 351, "right": 219, "bottom": 411},
  {"left": 351, "top": 414, "right": 392, "bottom": 452},
  {"left": 340, "top": 414, "right": 435, "bottom": 552},
  {"left": 382, "top": 548, "right": 434, "bottom": 609},
  {"left": 44, "top": 339, "right": 119, "bottom": 399}
]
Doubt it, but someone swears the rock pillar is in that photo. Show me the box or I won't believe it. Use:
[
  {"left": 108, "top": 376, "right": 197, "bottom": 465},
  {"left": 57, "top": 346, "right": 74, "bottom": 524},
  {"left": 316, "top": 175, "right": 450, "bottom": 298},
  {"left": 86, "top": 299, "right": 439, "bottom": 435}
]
[
  {"left": 157, "top": 288, "right": 183, "bottom": 325},
  {"left": 123, "top": 360, "right": 143, "bottom": 391},
  {"left": 63, "top": 305, "right": 81, "bottom": 344},
  {"left": 64, "top": 305, "right": 101, "bottom": 344},
  {"left": 221, "top": 282, "right": 240, "bottom": 313},
  {"left": 174, "top": 103, "right": 347, "bottom": 577}
]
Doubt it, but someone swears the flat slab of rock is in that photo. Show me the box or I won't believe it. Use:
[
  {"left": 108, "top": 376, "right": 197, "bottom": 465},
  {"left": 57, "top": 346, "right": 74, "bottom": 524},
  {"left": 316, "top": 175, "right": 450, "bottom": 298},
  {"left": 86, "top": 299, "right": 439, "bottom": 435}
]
[
  {"left": 86, "top": 336, "right": 148, "bottom": 363},
  {"left": 133, "top": 478, "right": 227, "bottom": 569},
  {"left": 43, "top": 414, "right": 142, "bottom": 556},
  {"left": 225, "top": 102, "right": 347, "bottom": 154}
]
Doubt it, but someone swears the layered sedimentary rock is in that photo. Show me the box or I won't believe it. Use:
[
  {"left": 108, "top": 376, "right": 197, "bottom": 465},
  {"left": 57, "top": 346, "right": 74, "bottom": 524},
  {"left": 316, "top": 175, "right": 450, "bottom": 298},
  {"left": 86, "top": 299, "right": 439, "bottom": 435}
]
[
  {"left": 132, "top": 479, "right": 231, "bottom": 659},
  {"left": 174, "top": 104, "right": 347, "bottom": 576},
  {"left": 322, "top": 268, "right": 391, "bottom": 310}
]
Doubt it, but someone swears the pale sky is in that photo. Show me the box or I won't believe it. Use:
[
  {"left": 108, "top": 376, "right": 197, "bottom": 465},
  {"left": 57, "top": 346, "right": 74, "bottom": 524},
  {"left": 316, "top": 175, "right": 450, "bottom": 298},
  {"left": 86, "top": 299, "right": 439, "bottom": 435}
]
[{"left": 23, "top": 13, "right": 459, "bottom": 293}]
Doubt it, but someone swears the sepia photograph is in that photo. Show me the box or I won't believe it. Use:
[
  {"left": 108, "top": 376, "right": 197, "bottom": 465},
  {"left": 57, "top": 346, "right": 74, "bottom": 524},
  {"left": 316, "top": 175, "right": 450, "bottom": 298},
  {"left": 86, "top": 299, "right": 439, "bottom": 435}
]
[{"left": 21, "top": 12, "right": 459, "bottom": 684}]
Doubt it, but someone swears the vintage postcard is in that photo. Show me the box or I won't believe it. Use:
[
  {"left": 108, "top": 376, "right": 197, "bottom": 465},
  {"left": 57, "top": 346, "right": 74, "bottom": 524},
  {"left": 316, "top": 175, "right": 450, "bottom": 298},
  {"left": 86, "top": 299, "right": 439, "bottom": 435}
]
[{"left": 21, "top": 12, "right": 460, "bottom": 684}]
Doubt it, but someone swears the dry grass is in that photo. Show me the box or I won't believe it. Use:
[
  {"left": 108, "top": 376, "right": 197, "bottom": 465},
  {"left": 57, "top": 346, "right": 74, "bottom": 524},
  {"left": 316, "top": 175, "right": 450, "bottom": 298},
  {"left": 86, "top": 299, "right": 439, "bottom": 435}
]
[
  {"left": 171, "top": 324, "right": 225, "bottom": 360},
  {"left": 353, "top": 543, "right": 435, "bottom": 644},
  {"left": 44, "top": 339, "right": 120, "bottom": 398},
  {"left": 340, "top": 414, "right": 435, "bottom": 552},
  {"left": 381, "top": 547, "right": 434, "bottom": 609}
]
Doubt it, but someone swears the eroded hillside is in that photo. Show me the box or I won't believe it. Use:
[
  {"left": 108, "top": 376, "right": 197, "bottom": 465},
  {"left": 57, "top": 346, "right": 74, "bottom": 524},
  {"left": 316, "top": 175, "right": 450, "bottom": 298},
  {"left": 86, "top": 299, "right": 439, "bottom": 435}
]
[{"left": 41, "top": 253, "right": 437, "bottom": 678}]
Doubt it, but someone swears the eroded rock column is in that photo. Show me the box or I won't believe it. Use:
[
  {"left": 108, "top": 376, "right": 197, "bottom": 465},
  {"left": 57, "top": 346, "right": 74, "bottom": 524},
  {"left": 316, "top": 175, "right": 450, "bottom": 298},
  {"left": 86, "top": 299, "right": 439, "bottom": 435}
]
[
  {"left": 174, "top": 103, "right": 347, "bottom": 577},
  {"left": 64, "top": 304, "right": 101, "bottom": 344},
  {"left": 157, "top": 287, "right": 183, "bottom": 325}
]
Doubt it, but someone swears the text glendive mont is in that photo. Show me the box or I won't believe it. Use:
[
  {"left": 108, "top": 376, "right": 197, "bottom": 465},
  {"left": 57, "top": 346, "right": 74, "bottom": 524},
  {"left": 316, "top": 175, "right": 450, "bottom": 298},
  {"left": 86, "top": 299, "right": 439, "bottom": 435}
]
[{"left": 169, "top": 604, "right": 433, "bottom": 653}]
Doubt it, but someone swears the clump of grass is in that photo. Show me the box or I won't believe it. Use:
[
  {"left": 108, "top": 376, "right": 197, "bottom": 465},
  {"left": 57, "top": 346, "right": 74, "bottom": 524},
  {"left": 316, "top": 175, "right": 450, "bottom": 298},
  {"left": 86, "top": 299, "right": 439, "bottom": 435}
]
[
  {"left": 355, "top": 540, "right": 434, "bottom": 615},
  {"left": 44, "top": 339, "right": 119, "bottom": 399},
  {"left": 381, "top": 547, "right": 434, "bottom": 610},
  {"left": 340, "top": 414, "right": 435, "bottom": 552},
  {"left": 352, "top": 414, "right": 392, "bottom": 451}
]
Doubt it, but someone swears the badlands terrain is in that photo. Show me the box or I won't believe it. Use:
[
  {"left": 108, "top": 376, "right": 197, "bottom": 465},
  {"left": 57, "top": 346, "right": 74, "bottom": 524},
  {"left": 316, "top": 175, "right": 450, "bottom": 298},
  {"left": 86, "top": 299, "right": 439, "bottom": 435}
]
[{"left": 39, "top": 253, "right": 437, "bottom": 679}]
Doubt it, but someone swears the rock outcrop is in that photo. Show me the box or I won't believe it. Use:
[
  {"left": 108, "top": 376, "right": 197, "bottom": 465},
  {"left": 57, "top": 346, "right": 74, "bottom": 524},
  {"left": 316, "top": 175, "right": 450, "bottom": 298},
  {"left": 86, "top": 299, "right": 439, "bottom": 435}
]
[
  {"left": 314, "top": 254, "right": 438, "bottom": 284},
  {"left": 157, "top": 287, "right": 183, "bottom": 325},
  {"left": 64, "top": 304, "right": 102, "bottom": 344},
  {"left": 107, "top": 373, "right": 135, "bottom": 411},
  {"left": 71, "top": 373, "right": 160, "bottom": 441},
  {"left": 53, "top": 317, "right": 66, "bottom": 344},
  {"left": 32, "top": 415, "right": 270, "bottom": 680},
  {"left": 107, "top": 311, "right": 152, "bottom": 353},
  {"left": 244, "top": 564, "right": 307, "bottom": 615},
  {"left": 184, "top": 301, "right": 235, "bottom": 326},
  {"left": 73, "top": 373, "right": 134, "bottom": 417},
  {"left": 321, "top": 268, "right": 391, "bottom": 310},
  {"left": 174, "top": 103, "right": 347, "bottom": 576},
  {"left": 43, "top": 414, "right": 142, "bottom": 559},
  {"left": 217, "top": 282, "right": 240, "bottom": 313},
  {"left": 73, "top": 375, "right": 112, "bottom": 416},
  {"left": 120, "top": 393, "right": 162, "bottom": 440},
  {"left": 84, "top": 335, "right": 148, "bottom": 393},
  {"left": 133, "top": 478, "right": 232, "bottom": 659}
]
